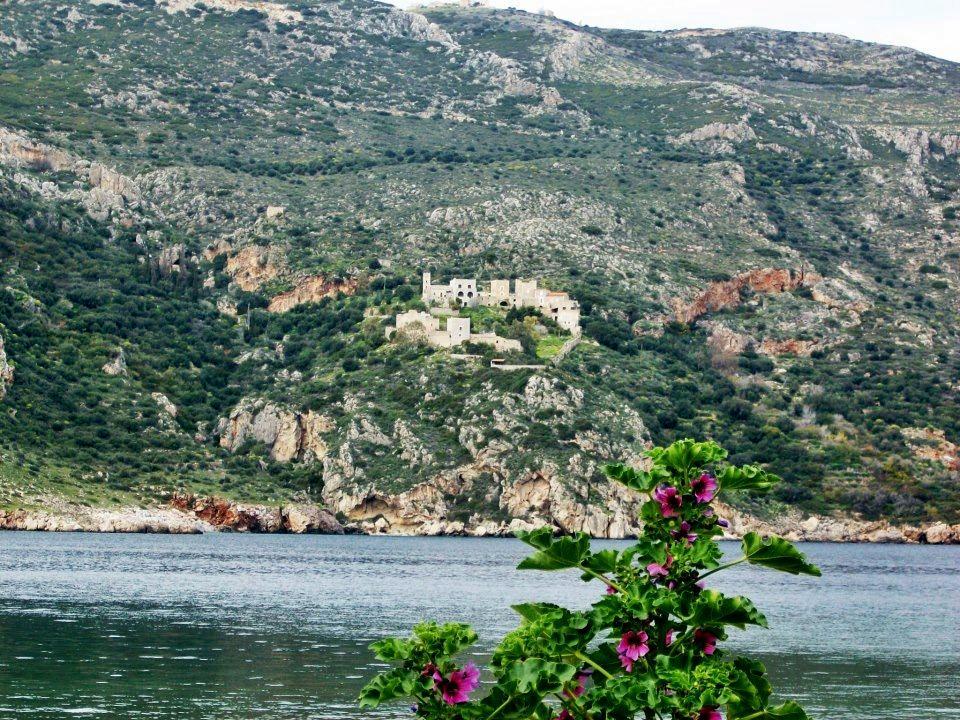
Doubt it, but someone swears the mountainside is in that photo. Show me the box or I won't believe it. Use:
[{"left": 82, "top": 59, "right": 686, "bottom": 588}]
[{"left": 1, "top": 0, "right": 959, "bottom": 535}]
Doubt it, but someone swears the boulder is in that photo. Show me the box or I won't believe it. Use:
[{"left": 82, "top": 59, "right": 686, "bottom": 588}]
[{"left": 282, "top": 505, "right": 344, "bottom": 534}]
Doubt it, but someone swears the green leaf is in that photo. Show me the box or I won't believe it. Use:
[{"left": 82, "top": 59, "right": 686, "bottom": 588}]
[
  {"left": 369, "top": 637, "right": 412, "bottom": 662},
  {"left": 503, "top": 658, "right": 577, "bottom": 695},
  {"left": 647, "top": 439, "right": 727, "bottom": 472},
  {"left": 689, "top": 589, "right": 768, "bottom": 628},
  {"left": 726, "top": 657, "right": 772, "bottom": 717},
  {"left": 583, "top": 548, "right": 618, "bottom": 574},
  {"left": 511, "top": 602, "right": 562, "bottom": 622},
  {"left": 358, "top": 668, "right": 417, "bottom": 708},
  {"left": 603, "top": 462, "right": 662, "bottom": 492},
  {"left": 741, "top": 533, "right": 822, "bottom": 576},
  {"left": 718, "top": 465, "right": 780, "bottom": 494},
  {"left": 516, "top": 530, "right": 590, "bottom": 571}
]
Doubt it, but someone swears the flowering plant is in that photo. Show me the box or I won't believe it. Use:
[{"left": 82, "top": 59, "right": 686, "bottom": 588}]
[{"left": 360, "top": 439, "right": 821, "bottom": 720}]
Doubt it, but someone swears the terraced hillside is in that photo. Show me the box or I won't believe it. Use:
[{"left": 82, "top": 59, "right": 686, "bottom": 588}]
[{"left": 1, "top": 0, "right": 958, "bottom": 533}]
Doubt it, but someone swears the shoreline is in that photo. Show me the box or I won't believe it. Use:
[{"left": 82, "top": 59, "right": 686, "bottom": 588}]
[{"left": 1, "top": 495, "right": 958, "bottom": 544}]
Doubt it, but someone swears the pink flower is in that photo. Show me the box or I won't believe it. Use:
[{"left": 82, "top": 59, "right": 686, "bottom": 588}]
[
  {"left": 670, "top": 521, "right": 698, "bottom": 545},
  {"left": 691, "top": 473, "right": 718, "bottom": 503},
  {"left": 647, "top": 554, "right": 673, "bottom": 580},
  {"left": 697, "top": 707, "right": 722, "bottom": 720},
  {"left": 617, "top": 630, "right": 649, "bottom": 672},
  {"left": 565, "top": 669, "right": 592, "bottom": 698},
  {"left": 664, "top": 629, "right": 674, "bottom": 646},
  {"left": 433, "top": 662, "right": 480, "bottom": 704},
  {"left": 654, "top": 485, "right": 682, "bottom": 517},
  {"left": 694, "top": 629, "right": 718, "bottom": 656},
  {"left": 605, "top": 584, "right": 617, "bottom": 595}
]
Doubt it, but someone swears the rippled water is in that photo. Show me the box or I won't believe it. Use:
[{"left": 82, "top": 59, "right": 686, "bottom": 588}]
[{"left": 0, "top": 533, "right": 957, "bottom": 719}]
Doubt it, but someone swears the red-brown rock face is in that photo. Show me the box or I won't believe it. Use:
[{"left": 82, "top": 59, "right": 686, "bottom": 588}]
[
  {"left": 267, "top": 275, "right": 358, "bottom": 313},
  {"left": 673, "top": 268, "right": 816, "bottom": 324}
]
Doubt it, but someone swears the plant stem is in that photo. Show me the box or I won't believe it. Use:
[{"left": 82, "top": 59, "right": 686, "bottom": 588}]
[
  {"left": 692, "top": 556, "right": 747, "bottom": 585},
  {"left": 574, "top": 651, "right": 615, "bottom": 681},
  {"left": 484, "top": 697, "right": 512, "bottom": 720},
  {"left": 737, "top": 711, "right": 767, "bottom": 720},
  {"left": 579, "top": 566, "right": 627, "bottom": 595}
]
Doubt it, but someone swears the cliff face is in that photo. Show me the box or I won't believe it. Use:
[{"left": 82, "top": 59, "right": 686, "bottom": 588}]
[
  {"left": 214, "top": 398, "right": 333, "bottom": 463},
  {"left": 266, "top": 276, "right": 359, "bottom": 313}
]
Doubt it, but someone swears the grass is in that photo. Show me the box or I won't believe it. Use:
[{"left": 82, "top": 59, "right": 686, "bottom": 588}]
[{"left": 535, "top": 335, "right": 567, "bottom": 360}]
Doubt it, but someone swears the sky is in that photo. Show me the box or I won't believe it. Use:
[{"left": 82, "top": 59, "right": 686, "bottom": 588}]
[{"left": 387, "top": 0, "right": 960, "bottom": 63}]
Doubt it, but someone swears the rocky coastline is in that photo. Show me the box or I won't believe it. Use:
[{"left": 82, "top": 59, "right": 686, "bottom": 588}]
[{"left": 0, "top": 494, "right": 957, "bottom": 544}]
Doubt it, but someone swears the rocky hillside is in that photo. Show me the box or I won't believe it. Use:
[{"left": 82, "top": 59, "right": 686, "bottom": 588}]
[{"left": 0, "top": 0, "right": 958, "bottom": 534}]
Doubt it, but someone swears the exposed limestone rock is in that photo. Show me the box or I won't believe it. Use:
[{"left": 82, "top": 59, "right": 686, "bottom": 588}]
[
  {"left": 157, "top": 0, "right": 303, "bottom": 24},
  {"left": 758, "top": 338, "right": 819, "bottom": 357},
  {"left": 168, "top": 494, "right": 343, "bottom": 533},
  {"left": 152, "top": 392, "right": 178, "bottom": 418},
  {"left": 215, "top": 398, "right": 333, "bottom": 463},
  {"left": 157, "top": 244, "right": 186, "bottom": 276},
  {"left": 267, "top": 275, "right": 358, "bottom": 313},
  {"left": 914, "top": 522, "right": 960, "bottom": 544},
  {"left": 204, "top": 239, "right": 232, "bottom": 261},
  {"left": 873, "top": 126, "right": 960, "bottom": 165},
  {"left": 706, "top": 323, "right": 755, "bottom": 356},
  {"left": 282, "top": 504, "right": 344, "bottom": 534},
  {"left": 0, "top": 332, "right": 12, "bottom": 399},
  {"left": 394, "top": 419, "right": 434, "bottom": 466},
  {"left": 672, "top": 268, "right": 817, "bottom": 324},
  {"left": 0, "top": 126, "right": 141, "bottom": 220},
  {"left": 226, "top": 245, "right": 281, "bottom": 291},
  {"left": 672, "top": 121, "right": 757, "bottom": 153},
  {"left": 102, "top": 348, "right": 127, "bottom": 377},
  {"left": 902, "top": 427, "right": 960, "bottom": 471},
  {"left": 811, "top": 278, "right": 871, "bottom": 313},
  {"left": 0, "top": 505, "right": 211, "bottom": 533}
]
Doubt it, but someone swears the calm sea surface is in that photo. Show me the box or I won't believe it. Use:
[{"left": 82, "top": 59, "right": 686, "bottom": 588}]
[{"left": 0, "top": 534, "right": 957, "bottom": 719}]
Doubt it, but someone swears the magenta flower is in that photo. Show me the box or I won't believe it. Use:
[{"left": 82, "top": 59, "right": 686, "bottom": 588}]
[
  {"left": 565, "top": 669, "right": 592, "bottom": 698},
  {"left": 691, "top": 473, "right": 718, "bottom": 503},
  {"left": 605, "top": 584, "right": 617, "bottom": 595},
  {"left": 670, "top": 521, "right": 698, "bottom": 545},
  {"left": 617, "top": 630, "right": 649, "bottom": 672},
  {"left": 694, "top": 629, "right": 718, "bottom": 656},
  {"left": 654, "top": 485, "right": 682, "bottom": 517},
  {"left": 432, "top": 662, "right": 480, "bottom": 704},
  {"left": 697, "top": 707, "right": 722, "bottom": 720},
  {"left": 647, "top": 554, "right": 673, "bottom": 580},
  {"left": 664, "top": 629, "right": 674, "bottom": 646}
]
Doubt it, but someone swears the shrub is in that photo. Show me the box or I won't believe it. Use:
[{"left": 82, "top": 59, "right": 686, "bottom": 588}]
[{"left": 359, "top": 439, "right": 820, "bottom": 720}]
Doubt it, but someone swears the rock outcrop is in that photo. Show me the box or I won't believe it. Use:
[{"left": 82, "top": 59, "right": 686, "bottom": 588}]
[
  {"left": 0, "top": 506, "right": 211, "bottom": 533},
  {"left": 673, "top": 268, "right": 816, "bottom": 324},
  {"left": 101, "top": 349, "right": 127, "bottom": 377},
  {"left": 758, "top": 338, "right": 819, "bottom": 357},
  {"left": 168, "top": 494, "right": 343, "bottom": 533},
  {"left": 902, "top": 427, "right": 960, "bottom": 471},
  {"left": 0, "top": 126, "right": 142, "bottom": 221},
  {"left": 215, "top": 398, "right": 333, "bottom": 463},
  {"left": 0, "top": 332, "right": 12, "bottom": 399},
  {"left": 266, "top": 275, "right": 358, "bottom": 313},
  {"left": 226, "top": 245, "right": 281, "bottom": 291},
  {"left": 0, "top": 496, "right": 344, "bottom": 534}
]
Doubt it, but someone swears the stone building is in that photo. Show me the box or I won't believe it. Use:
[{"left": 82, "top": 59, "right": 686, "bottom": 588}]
[
  {"left": 386, "top": 310, "right": 521, "bottom": 352},
  {"left": 422, "top": 273, "right": 479, "bottom": 308}
]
